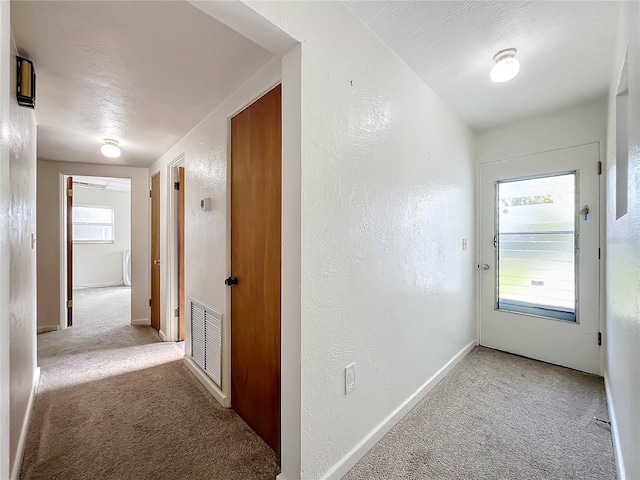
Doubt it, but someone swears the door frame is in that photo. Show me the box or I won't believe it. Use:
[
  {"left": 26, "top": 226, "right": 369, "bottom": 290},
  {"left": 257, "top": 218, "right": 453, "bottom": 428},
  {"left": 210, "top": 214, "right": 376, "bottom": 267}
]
[
  {"left": 476, "top": 142, "right": 605, "bottom": 373},
  {"left": 60, "top": 173, "right": 134, "bottom": 330},
  {"left": 164, "top": 153, "right": 186, "bottom": 342}
]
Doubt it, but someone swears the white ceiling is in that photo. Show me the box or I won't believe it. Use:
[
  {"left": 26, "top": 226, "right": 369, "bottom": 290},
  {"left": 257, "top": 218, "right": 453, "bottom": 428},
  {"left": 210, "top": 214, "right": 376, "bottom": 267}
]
[
  {"left": 11, "top": 1, "right": 273, "bottom": 167},
  {"left": 73, "top": 176, "right": 131, "bottom": 193},
  {"left": 346, "top": 1, "right": 622, "bottom": 130}
]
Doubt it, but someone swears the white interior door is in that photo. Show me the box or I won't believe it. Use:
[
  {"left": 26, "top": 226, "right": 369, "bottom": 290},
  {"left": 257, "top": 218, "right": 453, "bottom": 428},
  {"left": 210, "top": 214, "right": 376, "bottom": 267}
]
[{"left": 479, "top": 143, "right": 601, "bottom": 374}]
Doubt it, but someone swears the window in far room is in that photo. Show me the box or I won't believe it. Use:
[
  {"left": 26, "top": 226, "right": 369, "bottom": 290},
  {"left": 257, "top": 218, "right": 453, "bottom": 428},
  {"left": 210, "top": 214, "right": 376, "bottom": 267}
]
[{"left": 72, "top": 205, "right": 115, "bottom": 243}]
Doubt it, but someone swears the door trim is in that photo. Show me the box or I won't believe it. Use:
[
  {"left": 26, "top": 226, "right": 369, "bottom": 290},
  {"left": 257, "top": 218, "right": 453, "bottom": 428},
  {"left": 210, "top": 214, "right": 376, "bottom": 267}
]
[{"left": 164, "top": 153, "right": 185, "bottom": 342}]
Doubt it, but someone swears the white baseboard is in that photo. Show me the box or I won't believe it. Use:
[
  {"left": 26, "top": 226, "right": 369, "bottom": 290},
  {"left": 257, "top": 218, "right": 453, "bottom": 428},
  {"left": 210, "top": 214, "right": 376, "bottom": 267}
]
[
  {"left": 131, "top": 318, "right": 150, "bottom": 326},
  {"left": 11, "top": 367, "right": 40, "bottom": 480},
  {"left": 604, "top": 373, "right": 626, "bottom": 480},
  {"left": 158, "top": 330, "right": 168, "bottom": 341},
  {"left": 322, "top": 340, "right": 477, "bottom": 480},
  {"left": 183, "top": 356, "right": 230, "bottom": 408},
  {"left": 37, "top": 326, "right": 59, "bottom": 334},
  {"left": 73, "top": 281, "right": 126, "bottom": 289}
]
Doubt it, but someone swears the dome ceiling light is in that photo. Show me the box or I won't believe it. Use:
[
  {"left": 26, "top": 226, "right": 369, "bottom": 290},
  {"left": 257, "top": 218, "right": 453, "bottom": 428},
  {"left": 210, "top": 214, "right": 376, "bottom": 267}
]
[
  {"left": 101, "top": 139, "right": 121, "bottom": 158},
  {"left": 490, "top": 48, "right": 520, "bottom": 83}
]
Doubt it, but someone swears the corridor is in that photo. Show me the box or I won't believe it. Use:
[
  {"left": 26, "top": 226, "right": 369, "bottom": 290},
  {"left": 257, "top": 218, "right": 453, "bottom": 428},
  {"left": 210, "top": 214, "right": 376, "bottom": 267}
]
[{"left": 20, "top": 287, "right": 279, "bottom": 479}]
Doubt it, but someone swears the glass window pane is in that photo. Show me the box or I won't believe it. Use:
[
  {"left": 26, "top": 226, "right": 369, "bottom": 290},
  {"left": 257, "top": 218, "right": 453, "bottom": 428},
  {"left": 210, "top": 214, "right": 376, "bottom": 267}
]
[
  {"left": 497, "top": 173, "right": 576, "bottom": 320},
  {"left": 73, "top": 206, "right": 112, "bottom": 224},
  {"left": 72, "top": 206, "right": 115, "bottom": 242}
]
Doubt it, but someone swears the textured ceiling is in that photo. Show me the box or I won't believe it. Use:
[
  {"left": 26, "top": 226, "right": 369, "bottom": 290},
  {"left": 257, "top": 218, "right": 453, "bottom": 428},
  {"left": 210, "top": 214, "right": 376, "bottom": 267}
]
[
  {"left": 73, "top": 176, "right": 131, "bottom": 193},
  {"left": 346, "top": 1, "right": 622, "bottom": 130},
  {"left": 11, "top": 1, "right": 273, "bottom": 167}
]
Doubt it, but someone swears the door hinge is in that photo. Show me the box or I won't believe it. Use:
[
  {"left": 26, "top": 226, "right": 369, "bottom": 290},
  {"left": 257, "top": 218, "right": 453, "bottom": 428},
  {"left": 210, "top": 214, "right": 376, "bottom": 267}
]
[
  {"left": 174, "top": 308, "right": 179, "bottom": 317},
  {"left": 66, "top": 300, "right": 73, "bottom": 308},
  {"left": 174, "top": 181, "right": 180, "bottom": 191},
  {"left": 149, "top": 299, "right": 152, "bottom": 307},
  {"left": 66, "top": 189, "right": 73, "bottom": 197},
  {"left": 598, "top": 161, "right": 602, "bottom": 175},
  {"left": 598, "top": 332, "right": 602, "bottom": 346},
  {"left": 149, "top": 190, "right": 152, "bottom": 198}
]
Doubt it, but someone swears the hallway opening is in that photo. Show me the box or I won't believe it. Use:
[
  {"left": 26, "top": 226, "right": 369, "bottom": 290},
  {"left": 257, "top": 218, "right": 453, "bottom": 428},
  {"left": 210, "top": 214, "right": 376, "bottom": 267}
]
[{"left": 66, "top": 175, "right": 132, "bottom": 330}]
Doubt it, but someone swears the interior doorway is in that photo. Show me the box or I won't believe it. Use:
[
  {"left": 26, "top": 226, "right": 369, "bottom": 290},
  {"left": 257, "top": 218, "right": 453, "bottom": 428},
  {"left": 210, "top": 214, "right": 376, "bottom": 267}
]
[
  {"left": 64, "top": 175, "right": 132, "bottom": 328},
  {"left": 229, "top": 84, "right": 282, "bottom": 454}
]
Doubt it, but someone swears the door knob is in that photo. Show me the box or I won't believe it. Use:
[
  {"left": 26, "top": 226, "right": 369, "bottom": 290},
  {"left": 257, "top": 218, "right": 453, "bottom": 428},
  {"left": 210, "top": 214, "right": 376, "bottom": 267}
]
[
  {"left": 154, "top": 260, "right": 160, "bottom": 265},
  {"left": 225, "top": 276, "right": 238, "bottom": 286},
  {"left": 480, "top": 264, "right": 490, "bottom": 270}
]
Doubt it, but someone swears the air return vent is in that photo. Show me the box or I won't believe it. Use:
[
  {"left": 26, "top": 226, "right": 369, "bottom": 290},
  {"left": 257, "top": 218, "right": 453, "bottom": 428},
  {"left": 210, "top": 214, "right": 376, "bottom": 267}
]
[{"left": 190, "top": 300, "right": 222, "bottom": 389}]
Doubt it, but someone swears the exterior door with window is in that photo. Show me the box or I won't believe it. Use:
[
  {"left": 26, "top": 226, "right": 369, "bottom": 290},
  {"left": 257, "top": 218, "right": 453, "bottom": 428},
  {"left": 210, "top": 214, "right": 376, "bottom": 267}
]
[{"left": 479, "top": 143, "right": 600, "bottom": 374}]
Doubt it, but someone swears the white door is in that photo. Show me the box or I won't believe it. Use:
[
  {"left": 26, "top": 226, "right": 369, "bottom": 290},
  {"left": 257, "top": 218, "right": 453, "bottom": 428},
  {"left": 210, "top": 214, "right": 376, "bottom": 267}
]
[{"left": 479, "top": 143, "right": 601, "bottom": 374}]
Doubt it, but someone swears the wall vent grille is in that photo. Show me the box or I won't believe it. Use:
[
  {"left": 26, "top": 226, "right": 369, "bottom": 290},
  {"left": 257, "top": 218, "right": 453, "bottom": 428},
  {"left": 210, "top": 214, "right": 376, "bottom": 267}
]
[{"left": 190, "top": 300, "right": 222, "bottom": 389}]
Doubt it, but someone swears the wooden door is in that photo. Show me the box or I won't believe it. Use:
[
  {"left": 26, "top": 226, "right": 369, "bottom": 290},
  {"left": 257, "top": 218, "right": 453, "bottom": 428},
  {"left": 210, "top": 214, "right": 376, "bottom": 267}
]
[
  {"left": 178, "top": 167, "right": 185, "bottom": 341},
  {"left": 230, "top": 85, "right": 282, "bottom": 453},
  {"left": 151, "top": 172, "right": 161, "bottom": 331},
  {"left": 66, "top": 176, "right": 73, "bottom": 327}
]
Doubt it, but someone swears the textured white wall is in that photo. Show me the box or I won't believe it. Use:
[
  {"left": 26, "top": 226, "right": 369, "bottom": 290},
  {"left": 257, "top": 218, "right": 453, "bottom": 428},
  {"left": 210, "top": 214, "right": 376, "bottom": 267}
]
[
  {"left": 37, "top": 161, "right": 149, "bottom": 329},
  {"left": 605, "top": 2, "right": 640, "bottom": 478},
  {"left": 149, "top": 57, "right": 281, "bottom": 391},
  {"left": 73, "top": 187, "right": 131, "bottom": 288},
  {"left": 0, "top": 2, "right": 12, "bottom": 476},
  {"left": 476, "top": 99, "right": 607, "bottom": 164},
  {"left": 242, "top": 3, "right": 477, "bottom": 479},
  {"left": 6, "top": 32, "right": 38, "bottom": 478}
]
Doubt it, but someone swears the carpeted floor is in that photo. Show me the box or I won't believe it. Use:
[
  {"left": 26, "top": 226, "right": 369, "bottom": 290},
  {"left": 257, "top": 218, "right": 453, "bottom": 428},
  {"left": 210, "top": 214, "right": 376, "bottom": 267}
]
[
  {"left": 21, "top": 287, "right": 280, "bottom": 480},
  {"left": 344, "top": 347, "right": 616, "bottom": 480}
]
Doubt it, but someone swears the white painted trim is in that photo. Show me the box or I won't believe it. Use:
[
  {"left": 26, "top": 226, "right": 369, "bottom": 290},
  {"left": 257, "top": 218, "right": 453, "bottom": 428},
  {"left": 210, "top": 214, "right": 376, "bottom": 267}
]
[
  {"left": 37, "top": 326, "right": 59, "bottom": 334},
  {"left": 321, "top": 341, "right": 477, "bottom": 480},
  {"left": 183, "top": 356, "right": 229, "bottom": 408},
  {"left": 164, "top": 154, "right": 185, "bottom": 343},
  {"left": 604, "top": 374, "right": 626, "bottom": 480},
  {"left": 10, "top": 367, "right": 40, "bottom": 480},
  {"left": 131, "top": 318, "right": 150, "bottom": 326},
  {"left": 158, "top": 329, "right": 167, "bottom": 342}
]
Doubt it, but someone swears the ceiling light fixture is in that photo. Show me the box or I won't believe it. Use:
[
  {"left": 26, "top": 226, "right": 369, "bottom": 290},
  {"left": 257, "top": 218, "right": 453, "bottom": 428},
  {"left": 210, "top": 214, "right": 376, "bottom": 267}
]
[
  {"left": 101, "top": 139, "right": 121, "bottom": 158},
  {"left": 490, "top": 48, "right": 520, "bottom": 83}
]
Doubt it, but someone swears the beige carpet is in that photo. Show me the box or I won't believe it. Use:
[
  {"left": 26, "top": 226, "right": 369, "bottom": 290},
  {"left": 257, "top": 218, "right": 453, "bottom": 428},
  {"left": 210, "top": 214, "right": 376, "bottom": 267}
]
[
  {"left": 21, "top": 287, "right": 280, "bottom": 480},
  {"left": 344, "top": 347, "right": 615, "bottom": 480}
]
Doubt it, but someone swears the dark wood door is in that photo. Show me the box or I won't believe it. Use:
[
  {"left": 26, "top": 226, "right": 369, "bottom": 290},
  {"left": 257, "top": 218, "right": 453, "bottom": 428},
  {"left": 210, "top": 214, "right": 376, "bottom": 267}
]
[
  {"left": 230, "top": 85, "right": 282, "bottom": 453},
  {"left": 178, "top": 166, "right": 185, "bottom": 341},
  {"left": 151, "top": 172, "right": 161, "bottom": 331},
  {"left": 66, "top": 176, "right": 73, "bottom": 327}
]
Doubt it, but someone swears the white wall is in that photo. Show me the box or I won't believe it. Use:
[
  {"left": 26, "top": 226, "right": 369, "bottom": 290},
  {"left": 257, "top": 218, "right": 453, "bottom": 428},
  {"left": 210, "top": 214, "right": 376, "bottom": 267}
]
[
  {"left": 0, "top": 3, "right": 12, "bottom": 476},
  {"left": 149, "top": 57, "right": 281, "bottom": 390},
  {"left": 605, "top": 2, "right": 640, "bottom": 478},
  {"left": 37, "top": 161, "right": 148, "bottom": 330},
  {"left": 4, "top": 29, "right": 38, "bottom": 480},
  {"left": 476, "top": 99, "right": 608, "bottom": 164},
  {"left": 229, "top": 3, "right": 477, "bottom": 479},
  {"left": 73, "top": 186, "right": 131, "bottom": 288}
]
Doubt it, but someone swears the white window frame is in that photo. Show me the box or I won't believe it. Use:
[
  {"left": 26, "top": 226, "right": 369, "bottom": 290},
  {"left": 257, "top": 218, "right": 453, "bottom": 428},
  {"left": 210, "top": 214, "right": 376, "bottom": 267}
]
[{"left": 72, "top": 204, "right": 116, "bottom": 244}]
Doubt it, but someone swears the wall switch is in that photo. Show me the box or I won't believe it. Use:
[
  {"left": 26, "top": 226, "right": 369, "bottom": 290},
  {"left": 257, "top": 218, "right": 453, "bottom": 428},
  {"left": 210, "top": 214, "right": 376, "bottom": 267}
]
[
  {"left": 462, "top": 238, "right": 468, "bottom": 250},
  {"left": 345, "top": 363, "right": 356, "bottom": 395}
]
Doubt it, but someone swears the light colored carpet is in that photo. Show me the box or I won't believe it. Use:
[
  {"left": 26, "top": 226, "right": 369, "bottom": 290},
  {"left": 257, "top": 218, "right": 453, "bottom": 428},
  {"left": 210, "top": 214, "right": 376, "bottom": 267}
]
[
  {"left": 344, "top": 347, "right": 615, "bottom": 480},
  {"left": 21, "top": 287, "right": 280, "bottom": 480}
]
